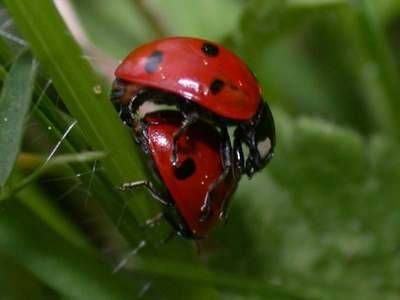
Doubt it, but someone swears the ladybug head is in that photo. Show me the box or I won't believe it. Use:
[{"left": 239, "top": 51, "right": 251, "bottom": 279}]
[{"left": 236, "top": 102, "right": 275, "bottom": 177}]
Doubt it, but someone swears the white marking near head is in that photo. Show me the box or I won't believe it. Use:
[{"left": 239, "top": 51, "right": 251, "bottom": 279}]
[
  {"left": 137, "top": 102, "right": 174, "bottom": 118},
  {"left": 257, "top": 137, "right": 271, "bottom": 159}
]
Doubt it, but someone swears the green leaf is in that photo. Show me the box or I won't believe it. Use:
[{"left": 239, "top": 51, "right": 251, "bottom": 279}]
[
  {"left": 372, "top": 0, "right": 400, "bottom": 24},
  {"left": 233, "top": 0, "right": 346, "bottom": 61},
  {"left": 0, "top": 254, "right": 57, "bottom": 300},
  {"left": 210, "top": 110, "right": 400, "bottom": 299},
  {"left": 0, "top": 201, "right": 143, "bottom": 300},
  {"left": 0, "top": 50, "right": 36, "bottom": 186},
  {"left": 288, "top": 0, "right": 346, "bottom": 7},
  {"left": 143, "top": 0, "right": 242, "bottom": 40},
  {"left": 350, "top": 0, "right": 400, "bottom": 136},
  {"left": 129, "top": 256, "right": 309, "bottom": 300}
]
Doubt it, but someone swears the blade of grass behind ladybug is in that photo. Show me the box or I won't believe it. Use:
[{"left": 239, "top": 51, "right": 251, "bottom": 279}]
[{"left": 0, "top": 49, "right": 36, "bottom": 187}]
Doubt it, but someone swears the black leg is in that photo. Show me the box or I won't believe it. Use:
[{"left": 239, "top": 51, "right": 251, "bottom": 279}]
[
  {"left": 171, "top": 112, "right": 199, "bottom": 166},
  {"left": 235, "top": 126, "right": 262, "bottom": 178},
  {"left": 200, "top": 127, "right": 235, "bottom": 222},
  {"left": 118, "top": 180, "right": 170, "bottom": 206},
  {"left": 233, "top": 131, "right": 245, "bottom": 176}
]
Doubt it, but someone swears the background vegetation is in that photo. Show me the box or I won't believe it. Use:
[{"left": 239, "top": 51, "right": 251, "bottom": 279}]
[{"left": 1, "top": 0, "right": 400, "bottom": 299}]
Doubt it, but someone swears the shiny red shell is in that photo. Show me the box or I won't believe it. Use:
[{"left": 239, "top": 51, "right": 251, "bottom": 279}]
[
  {"left": 143, "top": 112, "right": 236, "bottom": 237},
  {"left": 116, "top": 37, "right": 262, "bottom": 121}
]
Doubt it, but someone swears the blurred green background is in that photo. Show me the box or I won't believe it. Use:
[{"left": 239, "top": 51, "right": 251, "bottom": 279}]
[{"left": 1, "top": 0, "right": 400, "bottom": 299}]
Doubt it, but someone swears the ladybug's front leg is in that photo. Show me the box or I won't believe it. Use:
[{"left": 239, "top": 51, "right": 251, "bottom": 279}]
[{"left": 171, "top": 112, "right": 199, "bottom": 166}]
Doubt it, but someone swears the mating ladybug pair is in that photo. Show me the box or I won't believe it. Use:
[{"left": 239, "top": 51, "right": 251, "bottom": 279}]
[{"left": 111, "top": 37, "right": 275, "bottom": 238}]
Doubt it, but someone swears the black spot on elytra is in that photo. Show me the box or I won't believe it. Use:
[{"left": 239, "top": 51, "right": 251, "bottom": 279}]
[
  {"left": 201, "top": 43, "right": 219, "bottom": 57},
  {"left": 210, "top": 79, "right": 225, "bottom": 95},
  {"left": 174, "top": 158, "right": 196, "bottom": 180},
  {"left": 144, "top": 50, "right": 163, "bottom": 73}
]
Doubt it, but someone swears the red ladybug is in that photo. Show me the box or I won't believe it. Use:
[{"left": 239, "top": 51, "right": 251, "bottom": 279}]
[
  {"left": 115, "top": 37, "right": 260, "bottom": 120},
  {"left": 121, "top": 111, "right": 237, "bottom": 238},
  {"left": 111, "top": 37, "right": 275, "bottom": 218}
]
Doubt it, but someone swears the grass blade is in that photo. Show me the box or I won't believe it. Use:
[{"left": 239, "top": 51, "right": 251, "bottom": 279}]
[{"left": 0, "top": 50, "right": 36, "bottom": 186}]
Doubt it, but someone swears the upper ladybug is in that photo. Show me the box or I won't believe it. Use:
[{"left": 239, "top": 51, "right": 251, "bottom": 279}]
[
  {"left": 112, "top": 37, "right": 275, "bottom": 180},
  {"left": 115, "top": 37, "right": 262, "bottom": 121}
]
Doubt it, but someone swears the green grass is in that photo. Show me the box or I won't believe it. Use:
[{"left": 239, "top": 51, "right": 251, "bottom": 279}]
[
  {"left": 0, "top": 50, "right": 36, "bottom": 185},
  {"left": 1, "top": 0, "right": 400, "bottom": 299}
]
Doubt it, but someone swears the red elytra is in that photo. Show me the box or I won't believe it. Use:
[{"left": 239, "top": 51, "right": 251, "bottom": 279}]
[
  {"left": 142, "top": 112, "right": 237, "bottom": 237},
  {"left": 116, "top": 37, "right": 262, "bottom": 121}
]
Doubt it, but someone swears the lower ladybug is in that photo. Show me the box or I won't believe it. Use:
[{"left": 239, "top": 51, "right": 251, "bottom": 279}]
[{"left": 120, "top": 110, "right": 238, "bottom": 238}]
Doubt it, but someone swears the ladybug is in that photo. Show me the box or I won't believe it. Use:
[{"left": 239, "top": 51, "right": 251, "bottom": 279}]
[
  {"left": 121, "top": 110, "right": 238, "bottom": 238},
  {"left": 111, "top": 37, "right": 275, "bottom": 219}
]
